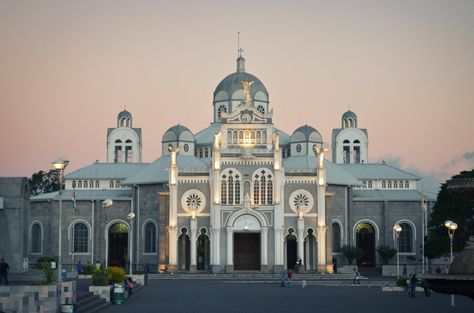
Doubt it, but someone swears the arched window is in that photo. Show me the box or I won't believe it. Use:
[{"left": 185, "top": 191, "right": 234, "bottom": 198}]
[
  {"left": 110, "top": 180, "right": 114, "bottom": 188},
  {"left": 204, "top": 148, "right": 209, "bottom": 158},
  {"left": 217, "top": 104, "right": 227, "bottom": 118},
  {"left": 72, "top": 181, "right": 76, "bottom": 188},
  {"left": 252, "top": 169, "right": 273, "bottom": 205},
  {"left": 78, "top": 181, "right": 83, "bottom": 188},
  {"left": 73, "top": 223, "right": 89, "bottom": 253},
  {"left": 394, "top": 181, "right": 398, "bottom": 188},
  {"left": 257, "top": 104, "right": 265, "bottom": 114},
  {"left": 405, "top": 181, "right": 409, "bottom": 188},
  {"left": 220, "top": 169, "right": 242, "bottom": 205},
  {"left": 144, "top": 222, "right": 157, "bottom": 253},
  {"left": 95, "top": 181, "right": 99, "bottom": 188},
  {"left": 332, "top": 222, "right": 341, "bottom": 253},
  {"left": 343, "top": 140, "right": 350, "bottom": 163},
  {"left": 31, "top": 223, "right": 42, "bottom": 254},
  {"left": 398, "top": 223, "right": 413, "bottom": 253},
  {"left": 387, "top": 181, "right": 392, "bottom": 188},
  {"left": 83, "top": 181, "right": 88, "bottom": 188},
  {"left": 382, "top": 181, "right": 386, "bottom": 188}
]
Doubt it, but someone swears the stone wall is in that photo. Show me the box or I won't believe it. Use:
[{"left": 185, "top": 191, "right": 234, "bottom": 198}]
[{"left": 0, "top": 281, "right": 75, "bottom": 313}]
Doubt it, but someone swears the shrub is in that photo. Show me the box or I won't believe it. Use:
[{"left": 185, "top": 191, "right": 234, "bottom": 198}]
[
  {"left": 92, "top": 268, "right": 109, "bottom": 286},
  {"left": 396, "top": 277, "right": 407, "bottom": 287},
  {"left": 341, "top": 245, "right": 364, "bottom": 265},
  {"left": 107, "top": 267, "right": 126, "bottom": 284},
  {"left": 82, "top": 264, "right": 95, "bottom": 275},
  {"left": 36, "top": 256, "right": 58, "bottom": 283},
  {"left": 376, "top": 245, "right": 397, "bottom": 265}
]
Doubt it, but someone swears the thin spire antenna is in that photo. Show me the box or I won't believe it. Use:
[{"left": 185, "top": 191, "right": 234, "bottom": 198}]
[{"left": 237, "top": 32, "right": 244, "bottom": 57}]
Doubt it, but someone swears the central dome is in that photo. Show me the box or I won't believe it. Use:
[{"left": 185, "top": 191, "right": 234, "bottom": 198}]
[{"left": 212, "top": 56, "right": 270, "bottom": 122}]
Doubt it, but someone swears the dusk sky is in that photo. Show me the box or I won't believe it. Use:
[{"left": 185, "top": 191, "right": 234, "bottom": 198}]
[{"left": 1, "top": 0, "right": 473, "bottom": 195}]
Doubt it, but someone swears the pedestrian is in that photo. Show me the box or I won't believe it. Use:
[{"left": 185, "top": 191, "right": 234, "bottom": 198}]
[
  {"left": 287, "top": 269, "right": 293, "bottom": 288},
  {"left": 422, "top": 279, "right": 431, "bottom": 297},
  {"left": 279, "top": 273, "right": 285, "bottom": 287},
  {"left": 352, "top": 268, "right": 360, "bottom": 286},
  {"left": 332, "top": 257, "right": 338, "bottom": 274},
  {"left": 76, "top": 260, "right": 83, "bottom": 275},
  {"left": 409, "top": 273, "right": 417, "bottom": 298},
  {"left": 295, "top": 257, "right": 302, "bottom": 273},
  {"left": 126, "top": 277, "right": 134, "bottom": 297},
  {"left": 95, "top": 260, "right": 101, "bottom": 271},
  {"left": 302, "top": 279, "right": 307, "bottom": 288},
  {"left": 0, "top": 258, "right": 9, "bottom": 285}
]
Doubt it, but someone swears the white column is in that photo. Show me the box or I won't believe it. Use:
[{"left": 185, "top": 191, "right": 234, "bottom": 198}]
[
  {"left": 274, "top": 229, "right": 284, "bottom": 266},
  {"left": 168, "top": 147, "right": 179, "bottom": 270},
  {"left": 211, "top": 228, "right": 221, "bottom": 266},
  {"left": 226, "top": 228, "right": 233, "bottom": 266},
  {"left": 274, "top": 168, "right": 285, "bottom": 267},
  {"left": 190, "top": 218, "right": 197, "bottom": 267},
  {"left": 317, "top": 226, "right": 327, "bottom": 270},
  {"left": 261, "top": 227, "right": 268, "bottom": 265},
  {"left": 91, "top": 200, "right": 95, "bottom": 264},
  {"left": 297, "top": 218, "right": 305, "bottom": 265}
]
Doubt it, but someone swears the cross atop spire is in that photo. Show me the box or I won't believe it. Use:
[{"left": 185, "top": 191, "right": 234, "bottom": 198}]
[{"left": 237, "top": 32, "right": 244, "bottom": 57}]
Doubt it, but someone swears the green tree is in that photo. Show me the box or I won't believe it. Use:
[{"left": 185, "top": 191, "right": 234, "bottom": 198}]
[
  {"left": 341, "top": 245, "right": 364, "bottom": 265},
  {"left": 425, "top": 170, "right": 474, "bottom": 259},
  {"left": 376, "top": 245, "right": 397, "bottom": 265},
  {"left": 29, "top": 169, "right": 60, "bottom": 195}
]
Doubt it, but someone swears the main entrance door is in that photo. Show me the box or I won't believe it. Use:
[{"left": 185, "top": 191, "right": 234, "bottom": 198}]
[
  {"left": 356, "top": 223, "right": 376, "bottom": 267},
  {"left": 234, "top": 233, "right": 260, "bottom": 270},
  {"left": 108, "top": 222, "right": 129, "bottom": 267}
]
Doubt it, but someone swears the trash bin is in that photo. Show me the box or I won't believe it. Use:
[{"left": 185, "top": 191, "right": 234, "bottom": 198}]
[{"left": 111, "top": 283, "right": 125, "bottom": 305}]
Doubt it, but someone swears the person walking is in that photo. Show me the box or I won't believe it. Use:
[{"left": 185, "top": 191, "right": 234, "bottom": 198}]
[
  {"left": 0, "top": 258, "right": 10, "bottom": 285},
  {"left": 95, "top": 260, "right": 101, "bottom": 271},
  {"left": 126, "top": 277, "right": 134, "bottom": 298},
  {"left": 287, "top": 269, "right": 293, "bottom": 288},
  {"left": 409, "top": 273, "right": 417, "bottom": 298},
  {"left": 352, "top": 268, "right": 360, "bottom": 286},
  {"left": 76, "top": 260, "right": 83, "bottom": 276}
]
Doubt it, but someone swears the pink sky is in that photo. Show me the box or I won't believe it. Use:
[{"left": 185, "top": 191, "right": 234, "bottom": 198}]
[{"left": 1, "top": 1, "right": 473, "bottom": 194}]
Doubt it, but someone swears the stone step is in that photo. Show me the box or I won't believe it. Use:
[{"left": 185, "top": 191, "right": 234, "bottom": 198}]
[
  {"left": 147, "top": 273, "right": 364, "bottom": 281},
  {"left": 77, "top": 294, "right": 111, "bottom": 313}
]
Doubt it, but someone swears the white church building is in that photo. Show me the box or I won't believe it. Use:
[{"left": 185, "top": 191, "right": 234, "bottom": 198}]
[{"left": 29, "top": 53, "right": 429, "bottom": 273}]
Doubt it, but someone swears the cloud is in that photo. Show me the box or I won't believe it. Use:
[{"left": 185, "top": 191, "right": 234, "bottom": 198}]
[{"left": 373, "top": 150, "right": 474, "bottom": 199}]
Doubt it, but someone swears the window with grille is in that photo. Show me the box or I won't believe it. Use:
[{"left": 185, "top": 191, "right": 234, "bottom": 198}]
[
  {"left": 73, "top": 223, "right": 88, "bottom": 253},
  {"left": 252, "top": 169, "right": 273, "bottom": 205},
  {"left": 332, "top": 223, "right": 341, "bottom": 253},
  {"left": 31, "top": 223, "right": 42, "bottom": 253},
  {"left": 220, "top": 169, "right": 241, "bottom": 205},
  {"left": 398, "top": 223, "right": 413, "bottom": 253},
  {"left": 144, "top": 222, "right": 157, "bottom": 253}
]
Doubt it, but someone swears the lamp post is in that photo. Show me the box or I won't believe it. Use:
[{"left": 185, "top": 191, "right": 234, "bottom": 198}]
[
  {"left": 444, "top": 220, "right": 458, "bottom": 307},
  {"left": 102, "top": 199, "right": 113, "bottom": 222},
  {"left": 52, "top": 157, "right": 69, "bottom": 284},
  {"left": 127, "top": 212, "right": 135, "bottom": 275},
  {"left": 393, "top": 224, "right": 402, "bottom": 278}
]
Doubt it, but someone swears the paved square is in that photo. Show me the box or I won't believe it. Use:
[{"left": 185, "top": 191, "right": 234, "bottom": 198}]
[{"left": 101, "top": 280, "right": 473, "bottom": 313}]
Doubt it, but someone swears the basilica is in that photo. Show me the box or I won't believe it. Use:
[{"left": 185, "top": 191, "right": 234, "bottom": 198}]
[{"left": 28, "top": 53, "right": 428, "bottom": 273}]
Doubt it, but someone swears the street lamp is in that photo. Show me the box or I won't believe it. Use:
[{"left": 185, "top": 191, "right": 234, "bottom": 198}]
[
  {"left": 444, "top": 220, "right": 458, "bottom": 307},
  {"left": 52, "top": 157, "right": 69, "bottom": 284},
  {"left": 102, "top": 199, "right": 113, "bottom": 222},
  {"left": 127, "top": 212, "right": 136, "bottom": 275},
  {"left": 393, "top": 224, "right": 402, "bottom": 278}
]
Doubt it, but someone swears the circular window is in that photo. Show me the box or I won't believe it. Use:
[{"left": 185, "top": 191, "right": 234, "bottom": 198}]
[
  {"left": 289, "top": 189, "right": 314, "bottom": 214},
  {"left": 296, "top": 144, "right": 302, "bottom": 153},
  {"left": 181, "top": 189, "right": 206, "bottom": 215},
  {"left": 183, "top": 144, "right": 189, "bottom": 152},
  {"left": 257, "top": 105, "right": 265, "bottom": 114}
]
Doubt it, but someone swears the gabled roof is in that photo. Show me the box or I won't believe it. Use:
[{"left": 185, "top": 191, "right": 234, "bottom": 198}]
[
  {"left": 195, "top": 124, "right": 220, "bottom": 145},
  {"left": 122, "top": 155, "right": 208, "bottom": 185},
  {"left": 337, "top": 163, "right": 420, "bottom": 180},
  {"left": 283, "top": 155, "right": 361, "bottom": 186},
  {"left": 31, "top": 189, "right": 132, "bottom": 201},
  {"left": 353, "top": 189, "right": 433, "bottom": 201},
  {"left": 65, "top": 163, "right": 148, "bottom": 180}
]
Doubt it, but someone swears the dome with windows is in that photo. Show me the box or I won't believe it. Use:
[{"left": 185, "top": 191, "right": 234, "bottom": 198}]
[
  {"left": 213, "top": 56, "right": 269, "bottom": 103},
  {"left": 118, "top": 109, "right": 132, "bottom": 119},
  {"left": 342, "top": 110, "right": 358, "bottom": 128},
  {"left": 290, "top": 125, "right": 323, "bottom": 144},
  {"left": 162, "top": 124, "right": 195, "bottom": 143}
]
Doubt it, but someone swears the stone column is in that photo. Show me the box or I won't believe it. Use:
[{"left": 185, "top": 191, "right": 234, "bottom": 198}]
[
  {"left": 261, "top": 227, "right": 268, "bottom": 268},
  {"left": 273, "top": 137, "right": 285, "bottom": 272},
  {"left": 190, "top": 217, "right": 197, "bottom": 272},
  {"left": 210, "top": 228, "right": 221, "bottom": 273},
  {"left": 317, "top": 226, "right": 327, "bottom": 271},
  {"left": 297, "top": 217, "right": 305, "bottom": 266},
  {"left": 226, "top": 227, "right": 233, "bottom": 272},
  {"left": 168, "top": 146, "right": 179, "bottom": 273},
  {"left": 314, "top": 145, "right": 328, "bottom": 272}
]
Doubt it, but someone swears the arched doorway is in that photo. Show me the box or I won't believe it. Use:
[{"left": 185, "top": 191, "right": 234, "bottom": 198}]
[
  {"left": 197, "top": 228, "right": 210, "bottom": 271},
  {"left": 108, "top": 222, "right": 129, "bottom": 267},
  {"left": 178, "top": 228, "right": 190, "bottom": 271},
  {"left": 286, "top": 228, "right": 297, "bottom": 270},
  {"left": 356, "top": 223, "right": 376, "bottom": 267},
  {"left": 304, "top": 229, "right": 317, "bottom": 270}
]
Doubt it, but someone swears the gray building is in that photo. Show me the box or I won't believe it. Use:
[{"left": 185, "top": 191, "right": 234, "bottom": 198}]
[{"left": 26, "top": 53, "right": 432, "bottom": 274}]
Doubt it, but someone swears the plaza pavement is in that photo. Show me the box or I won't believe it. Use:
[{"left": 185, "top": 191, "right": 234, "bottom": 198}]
[{"left": 100, "top": 279, "right": 473, "bottom": 313}]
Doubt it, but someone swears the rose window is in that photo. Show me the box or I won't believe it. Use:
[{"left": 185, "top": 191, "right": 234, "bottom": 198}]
[{"left": 181, "top": 189, "right": 206, "bottom": 215}]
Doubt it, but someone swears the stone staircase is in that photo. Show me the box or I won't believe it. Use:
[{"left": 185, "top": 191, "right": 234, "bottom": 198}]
[{"left": 76, "top": 285, "right": 144, "bottom": 313}]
